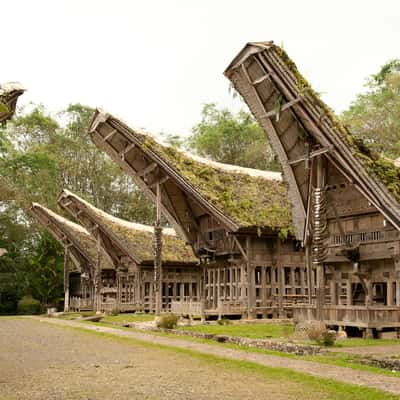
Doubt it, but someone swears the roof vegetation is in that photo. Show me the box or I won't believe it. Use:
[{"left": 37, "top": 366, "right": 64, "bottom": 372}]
[
  {"left": 272, "top": 44, "right": 400, "bottom": 202},
  {"left": 61, "top": 191, "right": 198, "bottom": 263},
  {"left": 140, "top": 133, "right": 294, "bottom": 237}
]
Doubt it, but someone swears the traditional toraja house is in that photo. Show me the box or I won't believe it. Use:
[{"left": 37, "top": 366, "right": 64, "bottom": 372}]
[
  {"left": 0, "top": 82, "right": 25, "bottom": 124},
  {"left": 86, "top": 110, "right": 306, "bottom": 319},
  {"left": 225, "top": 41, "right": 400, "bottom": 335},
  {"left": 58, "top": 189, "right": 200, "bottom": 313},
  {"left": 29, "top": 203, "right": 113, "bottom": 312}
]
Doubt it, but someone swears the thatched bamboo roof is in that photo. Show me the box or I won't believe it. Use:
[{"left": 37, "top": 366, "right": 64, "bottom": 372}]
[
  {"left": 29, "top": 203, "right": 113, "bottom": 271},
  {"left": 58, "top": 189, "right": 198, "bottom": 265},
  {"left": 225, "top": 41, "right": 400, "bottom": 239},
  {"left": 0, "top": 82, "right": 25, "bottom": 123},
  {"left": 87, "top": 110, "right": 293, "bottom": 239}
]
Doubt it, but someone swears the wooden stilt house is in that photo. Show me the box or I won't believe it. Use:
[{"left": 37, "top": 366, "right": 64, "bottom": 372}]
[
  {"left": 0, "top": 82, "right": 25, "bottom": 123},
  {"left": 29, "top": 203, "right": 113, "bottom": 312},
  {"left": 86, "top": 111, "right": 306, "bottom": 318},
  {"left": 58, "top": 189, "right": 200, "bottom": 313},
  {"left": 225, "top": 41, "right": 400, "bottom": 334}
]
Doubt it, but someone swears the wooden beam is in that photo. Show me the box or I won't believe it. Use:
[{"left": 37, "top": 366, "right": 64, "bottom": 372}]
[
  {"left": 288, "top": 146, "right": 333, "bottom": 165},
  {"left": 102, "top": 129, "right": 117, "bottom": 142},
  {"left": 263, "top": 97, "right": 302, "bottom": 119},
  {"left": 119, "top": 143, "right": 135, "bottom": 160},
  {"left": 149, "top": 175, "right": 170, "bottom": 188},
  {"left": 137, "top": 162, "right": 157, "bottom": 178}
]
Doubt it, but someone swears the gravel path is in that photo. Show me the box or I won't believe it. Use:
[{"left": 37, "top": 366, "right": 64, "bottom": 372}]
[
  {"left": 40, "top": 317, "right": 400, "bottom": 396},
  {"left": 0, "top": 318, "right": 328, "bottom": 400}
]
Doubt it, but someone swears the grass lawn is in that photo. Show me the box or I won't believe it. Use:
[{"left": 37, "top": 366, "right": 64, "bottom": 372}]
[
  {"left": 52, "top": 321, "right": 399, "bottom": 400},
  {"left": 180, "top": 322, "right": 294, "bottom": 339},
  {"left": 102, "top": 313, "right": 154, "bottom": 324}
]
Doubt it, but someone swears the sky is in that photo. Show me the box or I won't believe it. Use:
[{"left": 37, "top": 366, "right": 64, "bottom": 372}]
[{"left": 2, "top": 0, "right": 400, "bottom": 136}]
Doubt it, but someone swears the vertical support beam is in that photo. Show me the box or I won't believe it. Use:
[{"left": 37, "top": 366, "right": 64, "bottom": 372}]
[
  {"left": 330, "top": 273, "right": 337, "bottom": 305},
  {"left": 95, "top": 233, "right": 102, "bottom": 312},
  {"left": 154, "top": 183, "right": 163, "bottom": 316},
  {"left": 63, "top": 247, "right": 70, "bottom": 312},
  {"left": 314, "top": 155, "right": 326, "bottom": 320},
  {"left": 396, "top": 279, "right": 400, "bottom": 307},
  {"left": 305, "top": 245, "right": 313, "bottom": 303},
  {"left": 246, "top": 236, "right": 255, "bottom": 319},
  {"left": 387, "top": 279, "right": 393, "bottom": 306},
  {"left": 346, "top": 280, "right": 353, "bottom": 306},
  {"left": 261, "top": 266, "right": 266, "bottom": 307},
  {"left": 275, "top": 239, "right": 284, "bottom": 318},
  {"left": 200, "top": 264, "right": 206, "bottom": 321},
  {"left": 300, "top": 267, "right": 305, "bottom": 296}
]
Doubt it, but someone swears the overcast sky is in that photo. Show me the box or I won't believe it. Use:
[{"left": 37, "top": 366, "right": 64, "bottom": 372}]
[{"left": 2, "top": 0, "right": 399, "bottom": 136}]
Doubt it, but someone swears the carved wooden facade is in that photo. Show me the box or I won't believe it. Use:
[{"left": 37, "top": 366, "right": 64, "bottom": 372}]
[
  {"left": 225, "top": 41, "right": 400, "bottom": 333},
  {"left": 87, "top": 111, "right": 307, "bottom": 318},
  {"left": 58, "top": 190, "right": 200, "bottom": 313},
  {"left": 0, "top": 82, "right": 25, "bottom": 124}
]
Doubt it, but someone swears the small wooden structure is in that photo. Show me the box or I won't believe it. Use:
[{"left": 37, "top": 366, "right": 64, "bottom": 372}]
[
  {"left": 87, "top": 111, "right": 307, "bottom": 318},
  {"left": 0, "top": 82, "right": 25, "bottom": 124},
  {"left": 29, "top": 203, "right": 113, "bottom": 312},
  {"left": 225, "top": 41, "right": 400, "bottom": 334},
  {"left": 58, "top": 189, "right": 200, "bottom": 313}
]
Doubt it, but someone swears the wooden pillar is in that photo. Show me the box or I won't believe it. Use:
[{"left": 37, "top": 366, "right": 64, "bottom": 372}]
[
  {"left": 95, "top": 232, "right": 102, "bottom": 312},
  {"left": 330, "top": 273, "right": 337, "bottom": 305},
  {"left": 387, "top": 279, "right": 393, "bottom": 306},
  {"left": 306, "top": 245, "right": 313, "bottom": 303},
  {"left": 261, "top": 266, "right": 266, "bottom": 307},
  {"left": 290, "top": 267, "right": 295, "bottom": 295},
  {"left": 246, "top": 236, "right": 255, "bottom": 319},
  {"left": 396, "top": 279, "right": 400, "bottom": 307},
  {"left": 200, "top": 264, "right": 206, "bottom": 321},
  {"left": 154, "top": 183, "right": 163, "bottom": 316},
  {"left": 300, "top": 267, "right": 305, "bottom": 296},
  {"left": 346, "top": 280, "right": 352, "bottom": 306},
  {"left": 276, "top": 239, "right": 284, "bottom": 318},
  {"left": 64, "top": 247, "right": 70, "bottom": 312},
  {"left": 365, "top": 279, "right": 373, "bottom": 307}
]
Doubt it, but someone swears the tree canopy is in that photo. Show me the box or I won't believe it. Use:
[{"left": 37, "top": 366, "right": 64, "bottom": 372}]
[
  {"left": 342, "top": 59, "right": 400, "bottom": 159},
  {"left": 188, "top": 103, "right": 280, "bottom": 171}
]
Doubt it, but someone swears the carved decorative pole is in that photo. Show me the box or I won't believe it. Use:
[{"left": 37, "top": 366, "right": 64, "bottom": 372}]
[
  {"left": 153, "top": 183, "right": 163, "bottom": 316},
  {"left": 64, "top": 247, "right": 70, "bottom": 312},
  {"left": 95, "top": 231, "right": 102, "bottom": 312}
]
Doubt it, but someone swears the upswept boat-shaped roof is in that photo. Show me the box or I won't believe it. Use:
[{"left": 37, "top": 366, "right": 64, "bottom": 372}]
[
  {"left": 58, "top": 189, "right": 198, "bottom": 265},
  {"left": 225, "top": 41, "right": 400, "bottom": 239},
  {"left": 87, "top": 109, "right": 293, "bottom": 242},
  {"left": 0, "top": 82, "right": 25, "bottom": 123},
  {"left": 29, "top": 203, "right": 113, "bottom": 271}
]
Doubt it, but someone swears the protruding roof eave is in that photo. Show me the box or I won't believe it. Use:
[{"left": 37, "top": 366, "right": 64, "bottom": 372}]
[
  {"left": 0, "top": 82, "right": 25, "bottom": 123},
  {"left": 58, "top": 189, "right": 144, "bottom": 265},
  {"left": 225, "top": 41, "right": 400, "bottom": 236},
  {"left": 87, "top": 109, "right": 241, "bottom": 235},
  {"left": 224, "top": 41, "right": 273, "bottom": 76},
  {"left": 30, "top": 202, "right": 113, "bottom": 270}
]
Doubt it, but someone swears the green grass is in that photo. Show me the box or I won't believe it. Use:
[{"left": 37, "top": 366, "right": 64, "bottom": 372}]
[
  {"left": 42, "top": 320, "right": 399, "bottom": 400},
  {"left": 102, "top": 313, "right": 154, "bottom": 324},
  {"left": 333, "top": 338, "right": 400, "bottom": 347},
  {"left": 78, "top": 320, "right": 399, "bottom": 378},
  {"left": 180, "top": 322, "right": 294, "bottom": 339}
]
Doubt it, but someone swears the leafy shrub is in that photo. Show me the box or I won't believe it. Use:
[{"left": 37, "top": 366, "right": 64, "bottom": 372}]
[
  {"left": 306, "top": 322, "right": 336, "bottom": 346},
  {"left": 17, "top": 295, "right": 41, "bottom": 315},
  {"left": 217, "top": 318, "right": 232, "bottom": 326},
  {"left": 157, "top": 313, "right": 179, "bottom": 329},
  {"left": 320, "top": 330, "right": 337, "bottom": 346}
]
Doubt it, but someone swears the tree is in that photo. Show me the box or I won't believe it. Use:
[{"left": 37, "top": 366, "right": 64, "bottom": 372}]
[
  {"left": 188, "top": 103, "right": 280, "bottom": 171},
  {"left": 0, "top": 103, "right": 156, "bottom": 311},
  {"left": 342, "top": 59, "right": 400, "bottom": 158}
]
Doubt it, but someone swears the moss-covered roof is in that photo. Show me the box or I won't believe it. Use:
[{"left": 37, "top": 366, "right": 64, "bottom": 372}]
[
  {"left": 129, "top": 130, "right": 292, "bottom": 235},
  {"left": 267, "top": 44, "right": 400, "bottom": 202},
  {"left": 60, "top": 190, "right": 198, "bottom": 264},
  {"left": 30, "top": 203, "right": 113, "bottom": 270}
]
